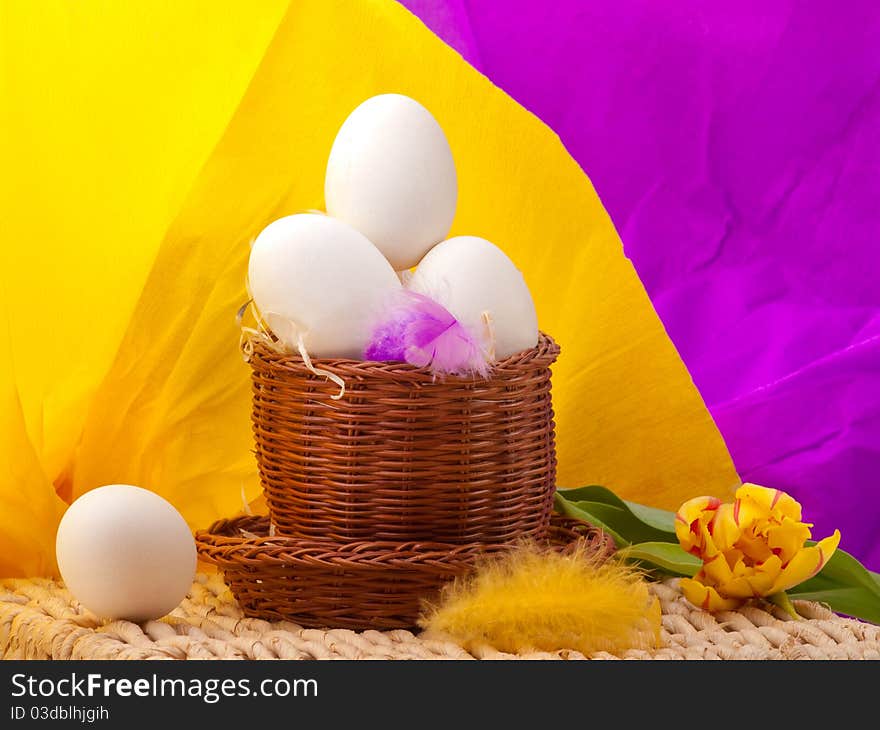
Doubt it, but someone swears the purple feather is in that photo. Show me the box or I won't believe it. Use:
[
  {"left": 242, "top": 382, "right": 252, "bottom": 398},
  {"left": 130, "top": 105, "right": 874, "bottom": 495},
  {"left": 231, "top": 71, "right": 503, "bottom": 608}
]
[{"left": 364, "top": 290, "right": 490, "bottom": 377}]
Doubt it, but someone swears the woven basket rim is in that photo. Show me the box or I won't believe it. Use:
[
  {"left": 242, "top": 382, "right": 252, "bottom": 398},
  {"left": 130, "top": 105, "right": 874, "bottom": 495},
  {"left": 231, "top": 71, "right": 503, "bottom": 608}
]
[
  {"left": 196, "top": 514, "right": 616, "bottom": 566},
  {"left": 196, "top": 514, "right": 616, "bottom": 629},
  {"left": 198, "top": 516, "right": 493, "bottom": 562},
  {"left": 248, "top": 330, "right": 560, "bottom": 380}
]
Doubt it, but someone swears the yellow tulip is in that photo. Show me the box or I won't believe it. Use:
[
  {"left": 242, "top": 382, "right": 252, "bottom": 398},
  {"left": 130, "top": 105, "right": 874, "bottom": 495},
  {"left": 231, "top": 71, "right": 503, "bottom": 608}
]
[{"left": 674, "top": 484, "right": 840, "bottom": 612}]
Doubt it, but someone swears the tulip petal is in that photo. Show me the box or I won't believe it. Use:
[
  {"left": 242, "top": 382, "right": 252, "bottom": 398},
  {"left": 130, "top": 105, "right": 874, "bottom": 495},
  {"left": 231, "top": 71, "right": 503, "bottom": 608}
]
[
  {"left": 730, "top": 550, "right": 749, "bottom": 576},
  {"left": 737, "top": 484, "right": 802, "bottom": 523},
  {"left": 698, "top": 518, "right": 723, "bottom": 559},
  {"left": 701, "top": 552, "right": 735, "bottom": 586},
  {"left": 732, "top": 492, "right": 769, "bottom": 530},
  {"left": 737, "top": 529, "right": 775, "bottom": 563},
  {"left": 677, "top": 496, "right": 720, "bottom": 524},
  {"left": 709, "top": 502, "right": 741, "bottom": 553},
  {"left": 714, "top": 576, "right": 759, "bottom": 599},
  {"left": 675, "top": 496, "right": 720, "bottom": 553},
  {"left": 745, "top": 573, "right": 779, "bottom": 598},
  {"left": 680, "top": 578, "right": 743, "bottom": 612},
  {"left": 707, "top": 554, "right": 783, "bottom": 599},
  {"left": 744, "top": 554, "right": 783, "bottom": 597},
  {"left": 770, "top": 530, "right": 841, "bottom": 594},
  {"left": 767, "top": 517, "right": 812, "bottom": 564}
]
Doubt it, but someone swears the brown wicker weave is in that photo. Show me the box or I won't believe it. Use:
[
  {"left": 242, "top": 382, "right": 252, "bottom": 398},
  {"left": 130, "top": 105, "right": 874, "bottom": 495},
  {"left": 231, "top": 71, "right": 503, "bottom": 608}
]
[
  {"left": 195, "top": 513, "right": 615, "bottom": 630},
  {"left": 249, "top": 332, "right": 561, "bottom": 544}
]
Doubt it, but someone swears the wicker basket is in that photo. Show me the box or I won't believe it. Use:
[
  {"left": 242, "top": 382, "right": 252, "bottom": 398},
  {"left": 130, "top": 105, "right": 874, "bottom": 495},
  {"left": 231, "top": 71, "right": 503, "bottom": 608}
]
[
  {"left": 249, "top": 332, "right": 561, "bottom": 544},
  {"left": 195, "top": 514, "right": 615, "bottom": 630}
]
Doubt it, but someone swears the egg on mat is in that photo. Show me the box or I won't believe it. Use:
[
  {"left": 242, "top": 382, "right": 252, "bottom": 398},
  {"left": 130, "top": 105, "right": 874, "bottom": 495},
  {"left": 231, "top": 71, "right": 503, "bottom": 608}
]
[
  {"left": 55, "top": 485, "right": 196, "bottom": 622},
  {"left": 324, "top": 93, "right": 458, "bottom": 271},
  {"left": 408, "top": 236, "right": 539, "bottom": 360},
  {"left": 248, "top": 212, "right": 401, "bottom": 358}
]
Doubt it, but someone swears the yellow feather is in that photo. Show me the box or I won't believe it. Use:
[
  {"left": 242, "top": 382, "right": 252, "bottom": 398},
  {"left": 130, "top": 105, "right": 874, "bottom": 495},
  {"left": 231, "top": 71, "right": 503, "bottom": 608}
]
[{"left": 420, "top": 543, "right": 661, "bottom": 656}]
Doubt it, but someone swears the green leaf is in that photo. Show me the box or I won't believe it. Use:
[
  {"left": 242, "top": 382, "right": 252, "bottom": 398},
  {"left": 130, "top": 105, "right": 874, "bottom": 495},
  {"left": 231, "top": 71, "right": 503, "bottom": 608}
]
[
  {"left": 553, "top": 492, "right": 627, "bottom": 547},
  {"left": 787, "top": 586, "right": 880, "bottom": 625},
  {"left": 569, "top": 500, "right": 658, "bottom": 543},
  {"left": 554, "top": 485, "right": 614, "bottom": 503},
  {"left": 805, "top": 544, "right": 880, "bottom": 595},
  {"left": 623, "top": 500, "right": 677, "bottom": 534},
  {"left": 616, "top": 542, "right": 701, "bottom": 577},
  {"left": 555, "top": 486, "right": 678, "bottom": 546},
  {"left": 790, "top": 544, "right": 880, "bottom": 624}
]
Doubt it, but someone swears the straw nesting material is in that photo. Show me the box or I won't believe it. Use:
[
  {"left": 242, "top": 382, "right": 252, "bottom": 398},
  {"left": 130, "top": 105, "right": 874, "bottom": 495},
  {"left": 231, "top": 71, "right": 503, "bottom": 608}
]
[{"left": 2, "top": 573, "right": 878, "bottom": 660}]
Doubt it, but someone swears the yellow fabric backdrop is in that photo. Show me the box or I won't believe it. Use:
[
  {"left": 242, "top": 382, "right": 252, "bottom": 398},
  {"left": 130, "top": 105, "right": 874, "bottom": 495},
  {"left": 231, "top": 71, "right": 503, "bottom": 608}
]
[{"left": 0, "top": 0, "right": 739, "bottom": 577}]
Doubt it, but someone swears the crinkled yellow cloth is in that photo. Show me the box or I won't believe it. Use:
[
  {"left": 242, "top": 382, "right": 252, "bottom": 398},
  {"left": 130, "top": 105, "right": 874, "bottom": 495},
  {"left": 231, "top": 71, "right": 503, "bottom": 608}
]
[{"left": 0, "top": 0, "right": 738, "bottom": 577}]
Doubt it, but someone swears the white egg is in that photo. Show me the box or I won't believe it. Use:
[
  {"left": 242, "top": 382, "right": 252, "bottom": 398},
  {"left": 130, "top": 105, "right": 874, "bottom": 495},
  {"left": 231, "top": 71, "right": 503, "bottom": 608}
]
[
  {"left": 325, "top": 93, "right": 458, "bottom": 271},
  {"left": 408, "top": 236, "right": 539, "bottom": 359},
  {"left": 55, "top": 485, "right": 196, "bottom": 622},
  {"left": 248, "top": 213, "right": 401, "bottom": 358}
]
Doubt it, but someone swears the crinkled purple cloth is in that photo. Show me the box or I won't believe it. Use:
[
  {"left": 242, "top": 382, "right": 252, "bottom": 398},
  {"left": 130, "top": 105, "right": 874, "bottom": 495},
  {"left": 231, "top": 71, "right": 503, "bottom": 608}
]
[{"left": 401, "top": 0, "right": 880, "bottom": 568}]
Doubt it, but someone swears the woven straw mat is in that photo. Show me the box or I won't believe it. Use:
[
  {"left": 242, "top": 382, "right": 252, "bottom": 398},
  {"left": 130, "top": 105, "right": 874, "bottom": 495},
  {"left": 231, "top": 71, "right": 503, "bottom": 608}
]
[{"left": 1, "top": 573, "right": 878, "bottom": 660}]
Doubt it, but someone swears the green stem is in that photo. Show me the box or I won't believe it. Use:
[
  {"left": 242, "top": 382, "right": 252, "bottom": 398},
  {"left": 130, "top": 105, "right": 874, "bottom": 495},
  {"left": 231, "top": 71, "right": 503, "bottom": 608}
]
[{"left": 768, "top": 591, "right": 801, "bottom": 620}]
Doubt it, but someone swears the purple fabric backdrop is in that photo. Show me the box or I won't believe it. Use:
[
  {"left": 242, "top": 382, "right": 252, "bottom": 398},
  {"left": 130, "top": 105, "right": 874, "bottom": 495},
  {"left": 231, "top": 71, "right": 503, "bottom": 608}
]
[{"left": 400, "top": 0, "right": 880, "bottom": 568}]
